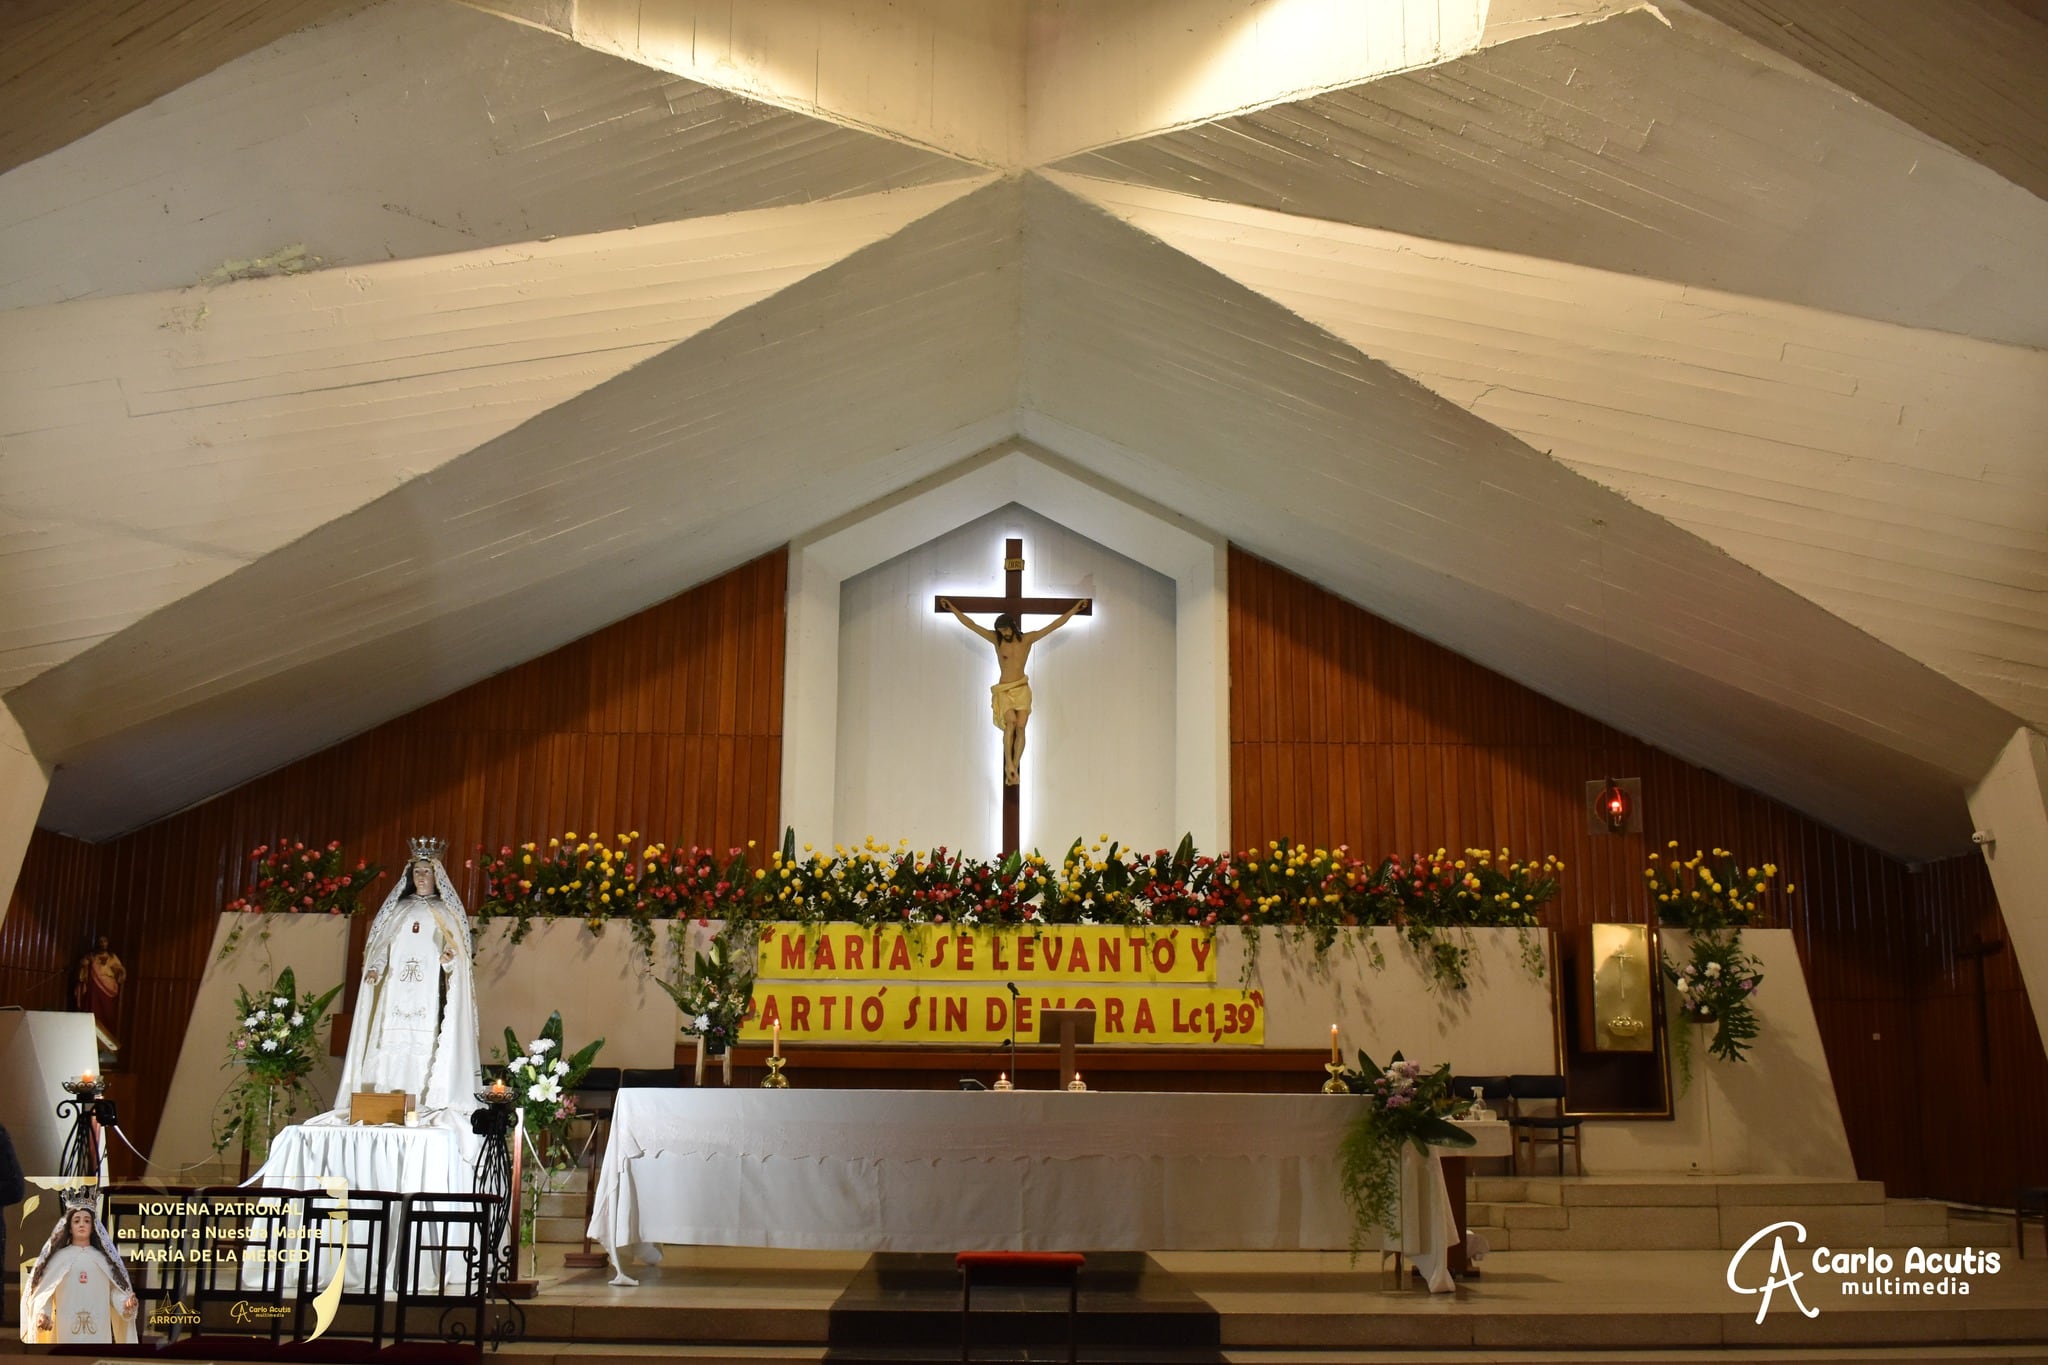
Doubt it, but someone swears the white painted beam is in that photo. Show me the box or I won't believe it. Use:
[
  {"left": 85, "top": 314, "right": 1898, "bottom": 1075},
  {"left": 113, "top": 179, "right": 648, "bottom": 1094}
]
[
  {"left": 1057, "top": 175, "right": 2048, "bottom": 735},
  {"left": 0, "top": 180, "right": 986, "bottom": 692},
  {"left": 1966, "top": 729, "right": 2048, "bottom": 1064},
  {"left": 543, "top": 0, "right": 1026, "bottom": 167},
  {"left": 0, "top": 701, "right": 49, "bottom": 937},
  {"left": 0, "top": 0, "right": 976, "bottom": 308},
  {"left": 1055, "top": 5, "right": 2048, "bottom": 347}
]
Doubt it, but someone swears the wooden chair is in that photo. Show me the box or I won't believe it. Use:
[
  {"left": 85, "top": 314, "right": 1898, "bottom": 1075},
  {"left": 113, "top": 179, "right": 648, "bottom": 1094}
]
[
  {"left": 620, "top": 1066, "right": 683, "bottom": 1088},
  {"left": 1450, "top": 1075, "right": 1509, "bottom": 1116},
  {"left": 956, "top": 1251, "right": 1084, "bottom": 1364},
  {"left": 1506, "top": 1074, "right": 1584, "bottom": 1176},
  {"left": 2019, "top": 1186, "right": 2047, "bottom": 1259}
]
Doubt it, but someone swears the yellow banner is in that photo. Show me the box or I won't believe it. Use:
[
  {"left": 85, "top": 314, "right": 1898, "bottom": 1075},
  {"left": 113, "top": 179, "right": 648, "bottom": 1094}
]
[
  {"left": 741, "top": 983, "right": 1264, "bottom": 1045},
  {"left": 757, "top": 923, "right": 1219, "bottom": 983}
]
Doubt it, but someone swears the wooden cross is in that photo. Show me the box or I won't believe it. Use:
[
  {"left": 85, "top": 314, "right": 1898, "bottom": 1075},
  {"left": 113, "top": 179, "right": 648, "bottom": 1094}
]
[{"left": 933, "top": 537, "right": 1091, "bottom": 855}]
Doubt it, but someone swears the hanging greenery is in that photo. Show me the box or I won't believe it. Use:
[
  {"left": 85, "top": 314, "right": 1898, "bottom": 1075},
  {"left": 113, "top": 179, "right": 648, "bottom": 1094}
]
[
  {"left": 1334, "top": 1050, "right": 1475, "bottom": 1256},
  {"left": 1646, "top": 845, "right": 1792, "bottom": 1079}
]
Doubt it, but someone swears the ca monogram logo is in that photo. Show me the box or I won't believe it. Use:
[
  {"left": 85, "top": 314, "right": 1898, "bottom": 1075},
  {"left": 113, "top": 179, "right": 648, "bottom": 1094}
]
[{"left": 1727, "top": 1220, "right": 1820, "bottom": 1323}]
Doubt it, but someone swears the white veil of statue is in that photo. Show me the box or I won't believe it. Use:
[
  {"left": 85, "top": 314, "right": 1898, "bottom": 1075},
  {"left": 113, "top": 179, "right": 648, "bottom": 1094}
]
[
  {"left": 21, "top": 1204, "right": 137, "bottom": 1345},
  {"left": 332, "top": 843, "right": 481, "bottom": 1123}
]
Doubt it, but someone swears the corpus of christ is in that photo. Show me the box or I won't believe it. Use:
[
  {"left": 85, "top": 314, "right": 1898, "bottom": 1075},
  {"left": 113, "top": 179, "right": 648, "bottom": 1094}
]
[{"left": 2, "top": 2, "right": 2044, "bottom": 1359}]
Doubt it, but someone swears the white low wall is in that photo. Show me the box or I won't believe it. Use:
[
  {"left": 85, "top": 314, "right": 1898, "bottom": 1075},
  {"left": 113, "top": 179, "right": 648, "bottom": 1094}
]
[
  {"left": 149, "top": 918, "right": 1850, "bottom": 1182},
  {"left": 1219, "top": 926, "right": 1559, "bottom": 1077},
  {"left": 152, "top": 914, "right": 692, "bottom": 1173},
  {"left": 1585, "top": 929, "right": 1855, "bottom": 1178}
]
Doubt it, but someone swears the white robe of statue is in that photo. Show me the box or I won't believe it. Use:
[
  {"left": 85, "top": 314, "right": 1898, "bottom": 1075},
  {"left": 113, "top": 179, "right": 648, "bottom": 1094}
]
[
  {"left": 21, "top": 1216, "right": 137, "bottom": 1346},
  {"left": 331, "top": 855, "right": 481, "bottom": 1123}
]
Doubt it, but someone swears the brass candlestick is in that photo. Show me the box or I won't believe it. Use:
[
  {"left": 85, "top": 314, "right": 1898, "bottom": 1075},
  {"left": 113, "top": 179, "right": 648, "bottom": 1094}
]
[
  {"left": 761, "top": 1055, "right": 789, "bottom": 1089},
  {"left": 1322, "top": 1062, "right": 1350, "bottom": 1095}
]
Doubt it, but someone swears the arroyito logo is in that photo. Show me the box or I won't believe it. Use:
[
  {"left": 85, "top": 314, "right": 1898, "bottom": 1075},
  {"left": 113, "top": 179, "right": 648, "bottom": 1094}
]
[
  {"left": 148, "top": 1299, "right": 201, "bottom": 1327},
  {"left": 1728, "top": 1220, "right": 2002, "bottom": 1323}
]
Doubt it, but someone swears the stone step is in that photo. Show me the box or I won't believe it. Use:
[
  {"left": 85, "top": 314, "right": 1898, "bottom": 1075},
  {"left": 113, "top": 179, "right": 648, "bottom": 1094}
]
[
  {"left": 1478, "top": 1201, "right": 2018, "bottom": 1254},
  {"left": 537, "top": 1190, "right": 586, "bottom": 1218},
  {"left": 535, "top": 1215, "right": 589, "bottom": 1243}
]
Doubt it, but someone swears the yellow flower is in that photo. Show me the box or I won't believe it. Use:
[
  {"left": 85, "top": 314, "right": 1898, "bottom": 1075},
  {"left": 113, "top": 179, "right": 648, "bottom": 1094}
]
[
  {"left": 600, "top": 893, "right": 611, "bottom": 904},
  {"left": 754, "top": 869, "right": 767, "bottom": 881}
]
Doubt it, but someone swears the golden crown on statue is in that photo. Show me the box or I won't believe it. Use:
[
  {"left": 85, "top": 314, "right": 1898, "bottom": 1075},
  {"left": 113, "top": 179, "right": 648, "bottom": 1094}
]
[{"left": 408, "top": 836, "right": 448, "bottom": 864}]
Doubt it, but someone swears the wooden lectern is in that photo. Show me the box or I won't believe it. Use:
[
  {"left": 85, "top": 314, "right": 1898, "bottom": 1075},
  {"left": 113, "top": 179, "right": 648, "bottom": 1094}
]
[{"left": 1036, "top": 1008, "right": 1096, "bottom": 1089}]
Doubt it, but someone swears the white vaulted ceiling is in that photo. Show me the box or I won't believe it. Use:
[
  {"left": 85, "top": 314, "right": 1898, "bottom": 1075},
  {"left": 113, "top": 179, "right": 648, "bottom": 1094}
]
[{"left": 0, "top": 0, "right": 2042, "bottom": 857}]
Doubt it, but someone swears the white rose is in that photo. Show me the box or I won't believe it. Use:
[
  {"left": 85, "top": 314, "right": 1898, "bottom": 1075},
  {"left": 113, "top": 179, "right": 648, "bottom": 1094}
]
[
  {"left": 272, "top": 996, "right": 289, "bottom": 1008},
  {"left": 243, "top": 1017, "right": 261, "bottom": 1030},
  {"left": 289, "top": 1013, "right": 305, "bottom": 1027},
  {"left": 553, "top": 1059, "right": 569, "bottom": 1077},
  {"left": 529, "top": 1038, "right": 556, "bottom": 1055},
  {"left": 260, "top": 1039, "right": 278, "bottom": 1051},
  {"left": 249, "top": 1010, "right": 266, "bottom": 1025}
]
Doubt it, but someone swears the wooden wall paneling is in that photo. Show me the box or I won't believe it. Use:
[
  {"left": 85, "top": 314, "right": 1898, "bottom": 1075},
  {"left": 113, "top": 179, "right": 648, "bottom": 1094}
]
[
  {"left": 1225, "top": 547, "right": 2048, "bottom": 1203},
  {"left": 0, "top": 550, "right": 789, "bottom": 1159}
]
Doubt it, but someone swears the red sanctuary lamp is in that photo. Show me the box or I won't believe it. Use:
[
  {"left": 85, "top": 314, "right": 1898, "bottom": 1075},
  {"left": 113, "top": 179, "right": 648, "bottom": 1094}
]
[{"left": 1596, "top": 778, "right": 1632, "bottom": 834}]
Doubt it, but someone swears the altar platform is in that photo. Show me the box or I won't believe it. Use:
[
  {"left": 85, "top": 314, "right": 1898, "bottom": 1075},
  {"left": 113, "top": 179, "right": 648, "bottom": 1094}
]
[{"left": 471, "top": 1217, "right": 2048, "bottom": 1365}]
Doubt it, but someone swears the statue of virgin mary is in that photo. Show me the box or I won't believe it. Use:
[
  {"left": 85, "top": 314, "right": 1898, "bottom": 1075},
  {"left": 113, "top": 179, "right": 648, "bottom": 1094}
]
[
  {"left": 332, "top": 838, "right": 481, "bottom": 1121},
  {"left": 21, "top": 1202, "right": 137, "bottom": 1345}
]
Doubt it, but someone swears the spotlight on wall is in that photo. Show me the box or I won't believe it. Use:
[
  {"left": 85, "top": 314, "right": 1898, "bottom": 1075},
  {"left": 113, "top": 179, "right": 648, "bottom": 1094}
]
[{"left": 1586, "top": 777, "right": 1642, "bottom": 835}]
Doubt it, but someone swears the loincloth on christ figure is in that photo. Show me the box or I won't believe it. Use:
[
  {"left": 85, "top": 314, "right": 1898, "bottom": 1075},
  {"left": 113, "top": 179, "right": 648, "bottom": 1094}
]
[{"left": 990, "top": 677, "right": 1033, "bottom": 727}]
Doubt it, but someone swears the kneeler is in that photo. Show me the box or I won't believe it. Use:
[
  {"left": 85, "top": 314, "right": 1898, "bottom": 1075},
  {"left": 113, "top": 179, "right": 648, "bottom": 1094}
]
[{"left": 956, "top": 1251, "right": 1085, "bottom": 1365}]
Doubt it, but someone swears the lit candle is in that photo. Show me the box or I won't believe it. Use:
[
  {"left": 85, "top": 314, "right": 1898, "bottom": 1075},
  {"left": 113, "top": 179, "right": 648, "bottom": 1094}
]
[
  {"left": 488, "top": 1079, "right": 509, "bottom": 1099},
  {"left": 998, "top": 1071, "right": 1007, "bottom": 1085},
  {"left": 81, "top": 1072, "right": 95, "bottom": 1087},
  {"left": 772, "top": 1021, "right": 780, "bottom": 1058},
  {"left": 1329, "top": 1024, "right": 1340, "bottom": 1065}
]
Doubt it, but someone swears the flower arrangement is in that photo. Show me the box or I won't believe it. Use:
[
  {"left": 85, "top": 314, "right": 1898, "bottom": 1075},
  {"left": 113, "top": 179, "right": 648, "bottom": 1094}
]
[
  {"left": 1645, "top": 844, "right": 1791, "bottom": 933},
  {"left": 1648, "top": 844, "right": 1788, "bottom": 1078},
  {"left": 218, "top": 840, "right": 385, "bottom": 960},
  {"left": 496, "top": 1011, "right": 605, "bottom": 1167},
  {"left": 653, "top": 924, "right": 758, "bottom": 1055},
  {"left": 492, "top": 1012, "right": 603, "bottom": 1255},
  {"left": 1334, "top": 1051, "right": 1475, "bottom": 1255},
  {"left": 224, "top": 840, "right": 384, "bottom": 916},
  {"left": 1665, "top": 934, "right": 1765, "bottom": 1075},
  {"left": 470, "top": 831, "right": 1566, "bottom": 991},
  {"left": 213, "top": 966, "right": 342, "bottom": 1162}
]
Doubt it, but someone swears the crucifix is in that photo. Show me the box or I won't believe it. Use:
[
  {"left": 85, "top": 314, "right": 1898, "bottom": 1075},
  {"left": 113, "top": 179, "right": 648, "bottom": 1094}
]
[{"left": 934, "top": 537, "right": 1091, "bottom": 855}]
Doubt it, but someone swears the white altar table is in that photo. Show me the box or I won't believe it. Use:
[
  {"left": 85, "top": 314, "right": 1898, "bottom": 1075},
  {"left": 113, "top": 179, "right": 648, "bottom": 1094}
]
[
  {"left": 250, "top": 1117, "right": 476, "bottom": 1292},
  {"left": 591, "top": 1090, "right": 1501, "bottom": 1293}
]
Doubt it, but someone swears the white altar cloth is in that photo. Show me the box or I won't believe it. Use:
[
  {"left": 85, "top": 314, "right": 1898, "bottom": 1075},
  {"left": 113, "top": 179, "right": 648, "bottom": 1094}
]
[
  {"left": 250, "top": 1118, "right": 476, "bottom": 1292},
  {"left": 591, "top": 1090, "right": 1487, "bottom": 1293}
]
